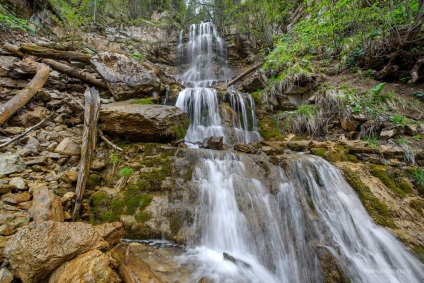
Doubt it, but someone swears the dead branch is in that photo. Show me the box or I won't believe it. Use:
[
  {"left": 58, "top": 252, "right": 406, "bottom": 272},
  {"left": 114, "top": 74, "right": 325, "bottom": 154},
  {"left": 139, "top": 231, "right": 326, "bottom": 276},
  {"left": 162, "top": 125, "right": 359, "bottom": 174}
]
[
  {"left": 227, "top": 62, "right": 264, "bottom": 88},
  {"left": 0, "top": 112, "right": 54, "bottom": 149},
  {"left": 98, "top": 129, "right": 123, "bottom": 152},
  {"left": 41, "top": 58, "right": 107, "bottom": 88},
  {"left": 73, "top": 87, "right": 101, "bottom": 220},
  {"left": 0, "top": 62, "right": 50, "bottom": 127},
  {"left": 21, "top": 44, "right": 92, "bottom": 64},
  {"left": 408, "top": 57, "right": 424, "bottom": 83}
]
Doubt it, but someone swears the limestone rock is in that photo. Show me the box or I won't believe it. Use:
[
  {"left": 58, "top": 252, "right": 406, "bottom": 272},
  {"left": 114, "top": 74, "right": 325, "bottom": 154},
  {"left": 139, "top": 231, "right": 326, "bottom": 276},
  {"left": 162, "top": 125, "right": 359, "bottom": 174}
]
[
  {"left": 48, "top": 249, "right": 119, "bottom": 283},
  {"left": 26, "top": 106, "right": 48, "bottom": 126},
  {"left": 0, "top": 267, "right": 14, "bottom": 283},
  {"left": 9, "top": 177, "right": 26, "bottom": 190},
  {"left": 2, "top": 192, "right": 31, "bottom": 205},
  {"left": 24, "top": 137, "right": 41, "bottom": 154},
  {"left": 61, "top": 169, "right": 78, "bottom": 183},
  {"left": 2, "top": 127, "right": 24, "bottom": 135},
  {"left": 94, "top": 222, "right": 125, "bottom": 247},
  {"left": 54, "top": 138, "right": 81, "bottom": 156},
  {"left": 91, "top": 52, "right": 161, "bottom": 101},
  {"left": 0, "top": 154, "right": 26, "bottom": 175},
  {"left": 4, "top": 221, "right": 109, "bottom": 283},
  {"left": 340, "top": 117, "right": 362, "bottom": 131},
  {"left": 380, "top": 129, "right": 397, "bottom": 139},
  {"left": 242, "top": 71, "right": 267, "bottom": 92},
  {"left": 405, "top": 124, "right": 418, "bottom": 136},
  {"left": 0, "top": 212, "right": 30, "bottom": 236},
  {"left": 29, "top": 188, "right": 64, "bottom": 222},
  {"left": 111, "top": 244, "right": 163, "bottom": 283},
  {"left": 100, "top": 103, "right": 190, "bottom": 142},
  {"left": 202, "top": 136, "right": 224, "bottom": 150}
]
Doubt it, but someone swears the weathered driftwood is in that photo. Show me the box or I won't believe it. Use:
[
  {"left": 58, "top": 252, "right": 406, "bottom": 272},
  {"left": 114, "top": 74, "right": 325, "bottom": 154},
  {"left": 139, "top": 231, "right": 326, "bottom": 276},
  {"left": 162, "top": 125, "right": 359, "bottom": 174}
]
[
  {"left": 0, "top": 112, "right": 54, "bottom": 149},
  {"left": 73, "top": 87, "right": 101, "bottom": 220},
  {"left": 41, "top": 58, "right": 107, "bottom": 88},
  {"left": 226, "top": 61, "right": 264, "bottom": 88},
  {"left": 0, "top": 61, "right": 49, "bottom": 126},
  {"left": 21, "top": 44, "right": 92, "bottom": 64},
  {"left": 409, "top": 57, "right": 424, "bottom": 83}
]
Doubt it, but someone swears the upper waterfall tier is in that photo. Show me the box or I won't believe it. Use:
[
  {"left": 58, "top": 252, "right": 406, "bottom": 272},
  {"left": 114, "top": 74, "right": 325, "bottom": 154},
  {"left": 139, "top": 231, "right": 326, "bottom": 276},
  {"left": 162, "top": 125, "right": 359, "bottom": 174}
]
[{"left": 177, "top": 22, "right": 231, "bottom": 88}]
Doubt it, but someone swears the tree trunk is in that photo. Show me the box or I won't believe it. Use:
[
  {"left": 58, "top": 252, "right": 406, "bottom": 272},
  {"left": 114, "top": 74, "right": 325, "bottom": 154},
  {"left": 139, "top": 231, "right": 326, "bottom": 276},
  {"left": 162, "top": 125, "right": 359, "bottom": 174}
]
[
  {"left": 72, "top": 87, "right": 101, "bottom": 220},
  {"left": 41, "top": 58, "right": 107, "bottom": 88},
  {"left": 21, "top": 44, "right": 92, "bottom": 63},
  {"left": 0, "top": 61, "right": 49, "bottom": 127},
  {"left": 408, "top": 57, "right": 424, "bottom": 83}
]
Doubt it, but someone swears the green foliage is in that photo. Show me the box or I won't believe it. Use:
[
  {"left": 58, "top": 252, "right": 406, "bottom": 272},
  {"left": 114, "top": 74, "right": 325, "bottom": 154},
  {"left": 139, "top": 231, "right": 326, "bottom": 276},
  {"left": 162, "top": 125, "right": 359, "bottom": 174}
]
[
  {"left": 364, "top": 137, "right": 379, "bottom": 149},
  {"left": 371, "top": 83, "right": 386, "bottom": 96},
  {"left": 133, "top": 98, "right": 154, "bottom": 105},
  {"left": 258, "top": 117, "right": 284, "bottom": 141},
  {"left": 0, "top": 6, "right": 35, "bottom": 33},
  {"left": 389, "top": 115, "right": 409, "bottom": 126},
  {"left": 110, "top": 154, "right": 121, "bottom": 164},
  {"left": 408, "top": 168, "right": 424, "bottom": 196},
  {"left": 132, "top": 53, "right": 145, "bottom": 61},
  {"left": 119, "top": 167, "right": 134, "bottom": 177},
  {"left": 413, "top": 91, "right": 424, "bottom": 100},
  {"left": 341, "top": 166, "right": 396, "bottom": 228},
  {"left": 413, "top": 135, "right": 422, "bottom": 141}
]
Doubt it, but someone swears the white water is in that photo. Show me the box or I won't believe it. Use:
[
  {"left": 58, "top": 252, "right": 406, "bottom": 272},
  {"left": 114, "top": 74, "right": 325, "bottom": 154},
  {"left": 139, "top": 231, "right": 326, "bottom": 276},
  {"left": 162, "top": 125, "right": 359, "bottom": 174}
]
[
  {"left": 173, "top": 22, "right": 423, "bottom": 283},
  {"left": 181, "top": 153, "right": 424, "bottom": 282},
  {"left": 175, "top": 22, "right": 261, "bottom": 145}
]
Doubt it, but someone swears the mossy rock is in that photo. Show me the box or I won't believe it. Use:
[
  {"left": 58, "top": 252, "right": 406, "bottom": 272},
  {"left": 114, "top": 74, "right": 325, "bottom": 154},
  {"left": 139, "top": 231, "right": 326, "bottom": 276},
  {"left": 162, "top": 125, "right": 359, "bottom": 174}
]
[
  {"left": 258, "top": 117, "right": 284, "bottom": 141},
  {"left": 369, "top": 165, "right": 413, "bottom": 198},
  {"left": 340, "top": 166, "right": 396, "bottom": 228}
]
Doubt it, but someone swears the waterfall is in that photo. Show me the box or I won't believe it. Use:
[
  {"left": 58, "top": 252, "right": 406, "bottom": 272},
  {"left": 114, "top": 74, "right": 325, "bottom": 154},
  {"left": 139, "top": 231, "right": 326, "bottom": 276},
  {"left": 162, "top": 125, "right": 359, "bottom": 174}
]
[
  {"left": 175, "top": 22, "right": 261, "bottom": 145},
  {"left": 172, "top": 22, "right": 423, "bottom": 283},
  {"left": 180, "top": 153, "right": 424, "bottom": 283}
]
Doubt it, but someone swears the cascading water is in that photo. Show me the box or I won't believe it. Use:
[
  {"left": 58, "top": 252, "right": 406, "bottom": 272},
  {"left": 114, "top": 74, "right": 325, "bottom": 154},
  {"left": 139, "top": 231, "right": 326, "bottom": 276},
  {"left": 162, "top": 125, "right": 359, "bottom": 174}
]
[
  {"left": 172, "top": 22, "right": 423, "bottom": 283},
  {"left": 175, "top": 22, "right": 261, "bottom": 145},
  {"left": 180, "top": 153, "right": 424, "bottom": 282}
]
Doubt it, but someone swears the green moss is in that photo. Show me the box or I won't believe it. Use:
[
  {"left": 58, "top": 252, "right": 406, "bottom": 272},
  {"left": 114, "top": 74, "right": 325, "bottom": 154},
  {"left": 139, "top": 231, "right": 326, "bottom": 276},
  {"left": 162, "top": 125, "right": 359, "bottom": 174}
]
[
  {"left": 172, "top": 120, "right": 189, "bottom": 139},
  {"left": 87, "top": 173, "right": 101, "bottom": 188},
  {"left": 410, "top": 199, "right": 424, "bottom": 217},
  {"left": 133, "top": 98, "right": 154, "bottom": 104},
  {"left": 311, "top": 148, "right": 326, "bottom": 157},
  {"left": 341, "top": 166, "right": 396, "bottom": 228},
  {"left": 258, "top": 117, "right": 284, "bottom": 141},
  {"left": 135, "top": 211, "right": 152, "bottom": 223},
  {"left": 412, "top": 245, "right": 424, "bottom": 263},
  {"left": 183, "top": 167, "right": 194, "bottom": 182},
  {"left": 347, "top": 154, "right": 359, "bottom": 162},
  {"left": 251, "top": 91, "right": 262, "bottom": 106},
  {"left": 370, "top": 165, "right": 409, "bottom": 198},
  {"left": 169, "top": 212, "right": 185, "bottom": 235}
]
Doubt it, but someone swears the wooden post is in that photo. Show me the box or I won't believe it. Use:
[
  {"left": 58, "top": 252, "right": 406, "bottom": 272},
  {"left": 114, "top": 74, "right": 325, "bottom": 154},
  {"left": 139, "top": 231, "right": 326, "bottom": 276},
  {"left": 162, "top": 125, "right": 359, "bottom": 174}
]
[
  {"left": 72, "top": 87, "right": 101, "bottom": 220},
  {"left": 0, "top": 61, "right": 49, "bottom": 127}
]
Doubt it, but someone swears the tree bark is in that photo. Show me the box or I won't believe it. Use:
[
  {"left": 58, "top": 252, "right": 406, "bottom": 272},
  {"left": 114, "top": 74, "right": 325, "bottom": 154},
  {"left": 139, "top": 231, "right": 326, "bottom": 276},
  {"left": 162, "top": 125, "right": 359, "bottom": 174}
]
[
  {"left": 41, "top": 58, "right": 107, "bottom": 88},
  {"left": 21, "top": 44, "right": 92, "bottom": 63},
  {"left": 72, "top": 87, "right": 101, "bottom": 220},
  {"left": 0, "top": 62, "right": 49, "bottom": 127},
  {"left": 227, "top": 62, "right": 264, "bottom": 88}
]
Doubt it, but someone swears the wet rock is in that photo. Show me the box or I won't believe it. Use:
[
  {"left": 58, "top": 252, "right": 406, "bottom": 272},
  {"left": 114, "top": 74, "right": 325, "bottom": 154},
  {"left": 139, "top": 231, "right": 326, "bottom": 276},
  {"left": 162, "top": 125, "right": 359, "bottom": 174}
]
[
  {"left": 9, "top": 177, "right": 26, "bottom": 190},
  {"left": 29, "top": 188, "right": 64, "bottom": 222},
  {"left": 0, "top": 154, "right": 26, "bottom": 175},
  {"left": 203, "top": 136, "right": 224, "bottom": 150},
  {"left": 0, "top": 212, "right": 30, "bottom": 236},
  {"left": 261, "top": 146, "right": 277, "bottom": 155},
  {"left": 405, "top": 124, "right": 418, "bottom": 136},
  {"left": 91, "top": 52, "right": 161, "bottom": 101},
  {"left": 48, "top": 249, "right": 119, "bottom": 283},
  {"left": 380, "top": 129, "right": 397, "bottom": 139},
  {"left": 0, "top": 267, "right": 14, "bottom": 283},
  {"left": 54, "top": 138, "right": 81, "bottom": 156},
  {"left": 234, "top": 143, "right": 257, "bottom": 154},
  {"left": 100, "top": 103, "right": 190, "bottom": 142},
  {"left": 111, "top": 244, "right": 163, "bottom": 283},
  {"left": 4, "top": 221, "right": 109, "bottom": 283}
]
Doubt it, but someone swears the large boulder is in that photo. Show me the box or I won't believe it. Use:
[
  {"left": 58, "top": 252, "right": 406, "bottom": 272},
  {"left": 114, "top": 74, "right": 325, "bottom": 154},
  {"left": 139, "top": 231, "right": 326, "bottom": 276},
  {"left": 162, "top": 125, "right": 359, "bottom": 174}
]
[
  {"left": 242, "top": 71, "right": 267, "bottom": 92},
  {"left": 100, "top": 103, "right": 190, "bottom": 142},
  {"left": 48, "top": 249, "right": 119, "bottom": 283},
  {"left": 3, "top": 221, "right": 115, "bottom": 283},
  {"left": 0, "top": 154, "right": 26, "bottom": 175},
  {"left": 91, "top": 52, "right": 161, "bottom": 101}
]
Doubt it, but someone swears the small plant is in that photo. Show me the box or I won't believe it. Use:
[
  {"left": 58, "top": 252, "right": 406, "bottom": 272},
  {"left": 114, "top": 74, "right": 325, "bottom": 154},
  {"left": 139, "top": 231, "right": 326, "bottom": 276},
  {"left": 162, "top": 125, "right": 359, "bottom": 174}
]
[
  {"left": 389, "top": 115, "right": 408, "bottom": 126},
  {"left": 110, "top": 154, "right": 121, "bottom": 164},
  {"left": 413, "top": 91, "right": 424, "bottom": 100},
  {"left": 364, "top": 137, "right": 379, "bottom": 148},
  {"left": 371, "top": 82, "right": 386, "bottom": 95},
  {"left": 399, "top": 76, "right": 411, "bottom": 83},
  {"left": 132, "top": 53, "right": 145, "bottom": 61},
  {"left": 394, "top": 138, "right": 407, "bottom": 145},
  {"left": 86, "top": 49, "right": 96, "bottom": 55},
  {"left": 413, "top": 135, "right": 422, "bottom": 141},
  {"left": 119, "top": 167, "right": 134, "bottom": 177},
  {"left": 409, "top": 168, "right": 424, "bottom": 196},
  {"left": 364, "top": 69, "right": 373, "bottom": 77}
]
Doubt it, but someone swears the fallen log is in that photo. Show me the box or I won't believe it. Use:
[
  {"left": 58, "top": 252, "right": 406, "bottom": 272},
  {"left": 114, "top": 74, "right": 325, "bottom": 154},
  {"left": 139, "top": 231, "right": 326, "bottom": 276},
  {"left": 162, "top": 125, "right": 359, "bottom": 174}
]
[
  {"left": 3, "top": 43, "right": 25, "bottom": 58},
  {"left": 0, "top": 61, "right": 49, "bottom": 126},
  {"left": 21, "top": 44, "right": 92, "bottom": 64},
  {"left": 41, "top": 58, "right": 107, "bottom": 88},
  {"left": 73, "top": 87, "right": 101, "bottom": 220},
  {"left": 0, "top": 112, "right": 54, "bottom": 149},
  {"left": 227, "top": 61, "right": 264, "bottom": 88}
]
